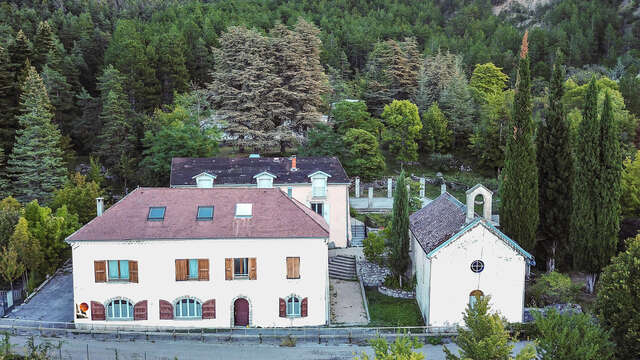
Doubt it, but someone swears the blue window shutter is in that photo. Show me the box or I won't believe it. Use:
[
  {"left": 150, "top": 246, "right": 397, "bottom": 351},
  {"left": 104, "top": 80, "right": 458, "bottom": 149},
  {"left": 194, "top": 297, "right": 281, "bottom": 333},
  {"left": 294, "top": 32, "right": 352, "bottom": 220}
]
[
  {"left": 119, "top": 260, "right": 129, "bottom": 280},
  {"left": 108, "top": 260, "right": 119, "bottom": 280},
  {"left": 189, "top": 259, "right": 198, "bottom": 279}
]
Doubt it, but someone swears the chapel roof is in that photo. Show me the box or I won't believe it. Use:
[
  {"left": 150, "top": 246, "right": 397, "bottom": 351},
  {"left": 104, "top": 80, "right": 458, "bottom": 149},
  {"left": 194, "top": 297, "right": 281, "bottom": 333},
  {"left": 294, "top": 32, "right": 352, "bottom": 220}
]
[
  {"left": 170, "top": 156, "right": 350, "bottom": 187},
  {"left": 66, "top": 187, "right": 329, "bottom": 242}
]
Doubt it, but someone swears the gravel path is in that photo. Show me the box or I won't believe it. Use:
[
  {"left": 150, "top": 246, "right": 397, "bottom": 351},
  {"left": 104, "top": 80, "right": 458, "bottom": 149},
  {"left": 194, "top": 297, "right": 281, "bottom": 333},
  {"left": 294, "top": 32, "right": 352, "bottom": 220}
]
[{"left": 330, "top": 279, "right": 368, "bottom": 325}]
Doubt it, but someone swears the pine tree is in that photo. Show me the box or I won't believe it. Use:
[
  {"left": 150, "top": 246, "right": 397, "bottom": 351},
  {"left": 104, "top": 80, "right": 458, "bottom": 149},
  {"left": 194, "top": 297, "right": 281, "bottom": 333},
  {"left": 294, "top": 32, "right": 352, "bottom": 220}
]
[
  {"left": 7, "top": 66, "right": 66, "bottom": 203},
  {"left": 537, "top": 51, "right": 572, "bottom": 272},
  {"left": 572, "top": 77, "right": 600, "bottom": 293},
  {"left": 500, "top": 32, "right": 539, "bottom": 253},
  {"left": 0, "top": 45, "right": 13, "bottom": 160},
  {"left": 439, "top": 71, "right": 475, "bottom": 146},
  {"left": 3, "top": 31, "right": 32, "bottom": 155},
  {"left": 32, "top": 21, "right": 55, "bottom": 71},
  {"left": 389, "top": 170, "right": 411, "bottom": 287},
  {"left": 96, "top": 66, "right": 136, "bottom": 188}
]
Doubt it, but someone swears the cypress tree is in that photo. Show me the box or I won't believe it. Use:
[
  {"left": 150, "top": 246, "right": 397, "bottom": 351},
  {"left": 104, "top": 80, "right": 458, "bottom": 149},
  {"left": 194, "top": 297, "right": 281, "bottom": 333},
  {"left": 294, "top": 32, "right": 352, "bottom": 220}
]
[
  {"left": 537, "top": 50, "right": 572, "bottom": 272},
  {"left": 389, "top": 170, "right": 410, "bottom": 287},
  {"left": 594, "top": 91, "right": 621, "bottom": 289},
  {"left": 572, "top": 77, "right": 600, "bottom": 293},
  {"left": 500, "top": 31, "right": 539, "bottom": 252},
  {"left": 7, "top": 66, "right": 66, "bottom": 203}
]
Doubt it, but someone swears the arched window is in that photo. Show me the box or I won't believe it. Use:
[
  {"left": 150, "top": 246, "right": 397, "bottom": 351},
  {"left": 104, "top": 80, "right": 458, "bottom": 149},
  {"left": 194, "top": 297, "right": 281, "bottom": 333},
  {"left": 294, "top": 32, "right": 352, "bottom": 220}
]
[
  {"left": 286, "top": 295, "right": 301, "bottom": 317},
  {"left": 106, "top": 298, "right": 134, "bottom": 320},
  {"left": 174, "top": 297, "right": 202, "bottom": 319},
  {"left": 469, "top": 290, "right": 484, "bottom": 309}
]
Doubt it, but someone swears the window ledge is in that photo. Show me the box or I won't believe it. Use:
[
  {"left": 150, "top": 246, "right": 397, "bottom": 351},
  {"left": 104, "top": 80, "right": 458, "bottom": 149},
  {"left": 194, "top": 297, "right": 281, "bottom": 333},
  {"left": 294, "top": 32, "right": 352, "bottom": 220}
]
[
  {"left": 286, "top": 315, "right": 302, "bottom": 318},
  {"left": 174, "top": 317, "right": 203, "bottom": 321},
  {"left": 286, "top": 277, "right": 301, "bottom": 280},
  {"left": 106, "top": 318, "right": 134, "bottom": 321},
  {"left": 106, "top": 280, "right": 131, "bottom": 283}
]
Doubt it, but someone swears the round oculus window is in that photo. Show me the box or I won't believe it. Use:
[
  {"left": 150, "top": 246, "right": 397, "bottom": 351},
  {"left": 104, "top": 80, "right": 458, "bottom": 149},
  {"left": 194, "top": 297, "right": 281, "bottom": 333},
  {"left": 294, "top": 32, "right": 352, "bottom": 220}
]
[{"left": 470, "top": 260, "right": 484, "bottom": 273}]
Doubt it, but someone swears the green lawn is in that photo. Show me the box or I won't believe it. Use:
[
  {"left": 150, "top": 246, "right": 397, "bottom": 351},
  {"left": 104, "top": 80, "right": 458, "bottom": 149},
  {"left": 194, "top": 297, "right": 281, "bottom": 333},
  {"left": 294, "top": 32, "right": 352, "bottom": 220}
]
[{"left": 365, "top": 289, "right": 424, "bottom": 327}]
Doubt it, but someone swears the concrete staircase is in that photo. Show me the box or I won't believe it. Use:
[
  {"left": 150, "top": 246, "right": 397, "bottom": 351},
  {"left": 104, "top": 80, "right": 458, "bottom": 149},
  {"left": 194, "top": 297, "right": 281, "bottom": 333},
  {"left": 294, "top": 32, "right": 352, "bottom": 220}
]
[
  {"left": 351, "top": 225, "right": 365, "bottom": 247},
  {"left": 329, "top": 255, "right": 357, "bottom": 281}
]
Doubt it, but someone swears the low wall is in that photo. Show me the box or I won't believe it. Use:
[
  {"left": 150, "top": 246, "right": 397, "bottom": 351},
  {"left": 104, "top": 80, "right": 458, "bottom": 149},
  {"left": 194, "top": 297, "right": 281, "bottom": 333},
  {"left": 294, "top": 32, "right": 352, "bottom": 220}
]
[{"left": 377, "top": 286, "right": 415, "bottom": 299}]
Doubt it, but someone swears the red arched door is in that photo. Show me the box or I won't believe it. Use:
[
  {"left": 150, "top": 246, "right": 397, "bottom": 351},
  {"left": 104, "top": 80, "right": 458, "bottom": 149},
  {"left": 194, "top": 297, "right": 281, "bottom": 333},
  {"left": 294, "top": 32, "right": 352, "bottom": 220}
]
[{"left": 234, "top": 298, "right": 249, "bottom": 326}]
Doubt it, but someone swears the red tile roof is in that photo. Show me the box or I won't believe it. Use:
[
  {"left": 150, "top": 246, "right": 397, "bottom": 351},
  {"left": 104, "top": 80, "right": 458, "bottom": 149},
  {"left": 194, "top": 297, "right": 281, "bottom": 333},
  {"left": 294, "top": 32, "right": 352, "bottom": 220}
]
[{"left": 66, "top": 188, "right": 329, "bottom": 242}]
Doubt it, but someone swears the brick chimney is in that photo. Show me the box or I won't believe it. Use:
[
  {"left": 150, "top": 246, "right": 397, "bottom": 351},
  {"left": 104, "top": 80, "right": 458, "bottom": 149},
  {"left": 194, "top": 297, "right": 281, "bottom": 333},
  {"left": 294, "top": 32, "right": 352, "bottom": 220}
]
[{"left": 291, "top": 155, "right": 297, "bottom": 171}]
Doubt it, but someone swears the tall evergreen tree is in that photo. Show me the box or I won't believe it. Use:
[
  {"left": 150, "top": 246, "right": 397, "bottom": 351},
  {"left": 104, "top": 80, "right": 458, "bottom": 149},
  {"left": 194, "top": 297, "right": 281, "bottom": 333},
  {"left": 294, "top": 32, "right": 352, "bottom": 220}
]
[
  {"left": 0, "top": 45, "right": 14, "bottom": 158},
  {"left": 3, "top": 31, "right": 32, "bottom": 156},
  {"left": 439, "top": 71, "right": 475, "bottom": 146},
  {"left": 389, "top": 170, "right": 411, "bottom": 287},
  {"left": 208, "top": 26, "right": 282, "bottom": 152},
  {"left": 32, "top": 21, "right": 55, "bottom": 72},
  {"left": 594, "top": 91, "right": 621, "bottom": 288},
  {"left": 500, "top": 32, "right": 539, "bottom": 253},
  {"left": 96, "top": 66, "right": 136, "bottom": 189},
  {"left": 7, "top": 66, "right": 66, "bottom": 203},
  {"left": 537, "top": 51, "right": 572, "bottom": 272},
  {"left": 572, "top": 77, "right": 600, "bottom": 293}
]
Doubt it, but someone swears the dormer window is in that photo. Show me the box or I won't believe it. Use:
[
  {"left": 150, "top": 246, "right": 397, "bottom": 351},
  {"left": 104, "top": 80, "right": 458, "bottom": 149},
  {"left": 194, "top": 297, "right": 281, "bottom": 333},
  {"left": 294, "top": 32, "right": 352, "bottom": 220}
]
[
  {"left": 253, "top": 171, "right": 276, "bottom": 189},
  {"left": 235, "top": 203, "right": 252, "bottom": 218},
  {"left": 192, "top": 172, "right": 216, "bottom": 188},
  {"left": 308, "top": 171, "right": 331, "bottom": 198},
  {"left": 197, "top": 206, "right": 214, "bottom": 221},
  {"left": 148, "top": 207, "right": 166, "bottom": 221}
]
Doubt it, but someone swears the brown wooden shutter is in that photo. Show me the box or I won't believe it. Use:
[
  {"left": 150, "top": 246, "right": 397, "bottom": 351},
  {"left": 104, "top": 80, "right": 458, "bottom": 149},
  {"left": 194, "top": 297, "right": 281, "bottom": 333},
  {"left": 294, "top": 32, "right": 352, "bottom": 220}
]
[
  {"left": 225, "top": 258, "right": 233, "bottom": 280},
  {"left": 301, "top": 297, "right": 308, "bottom": 317},
  {"left": 94, "top": 261, "right": 106, "bottom": 283},
  {"left": 202, "top": 299, "right": 216, "bottom": 319},
  {"left": 129, "top": 261, "right": 138, "bottom": 283},
  {"left": 249, "top": 258, "right": 257, "bottom": 280},
  {"left": 159, "top": 300, "right": 173, "bottom": 319},
  {"left": 279, "top": 298, "right": 286, "bottom": 317},
  {"left": 287, "top": 257, "right": 300, "bottom": 279},
  {"left": 90, "top": 301, "right": 105, "bottom": 320},
  {"left": 198, "top": 259, "right": 209, "bottom": 281},
  {"left": 175, "top": 259, "right": 188, "bottom": 281},
  {"left": 134, "top": 300, "right": 147, "bottom": 320}
]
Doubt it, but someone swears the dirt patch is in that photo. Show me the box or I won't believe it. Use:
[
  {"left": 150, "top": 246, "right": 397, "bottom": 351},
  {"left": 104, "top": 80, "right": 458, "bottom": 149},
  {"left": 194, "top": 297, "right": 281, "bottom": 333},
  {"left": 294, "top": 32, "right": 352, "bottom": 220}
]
[{"left": 330, "top": 279, "right": 368, "bottom": 325}]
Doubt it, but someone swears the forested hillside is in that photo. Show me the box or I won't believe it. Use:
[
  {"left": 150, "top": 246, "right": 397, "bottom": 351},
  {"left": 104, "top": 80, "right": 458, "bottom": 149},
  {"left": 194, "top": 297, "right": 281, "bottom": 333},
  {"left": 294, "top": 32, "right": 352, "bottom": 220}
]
[{"left": 0, "top": 0, "right": 639, "bottom": 195}]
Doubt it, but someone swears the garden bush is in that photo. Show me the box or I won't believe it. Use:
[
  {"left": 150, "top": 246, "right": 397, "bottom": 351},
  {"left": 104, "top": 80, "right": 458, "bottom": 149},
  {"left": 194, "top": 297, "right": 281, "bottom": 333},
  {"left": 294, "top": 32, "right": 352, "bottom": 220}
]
[
  {"left": 363, "top": 231, "right": 386, "bottom": 266},
  {"left": 533, "top": 309, "right": 614, "bottom": 360},
  {"left": 527, "top": 271, "right": 582, "bottom": 307},
  {"left": 596, "top": 235, "right": 640, "bottom": 359}
]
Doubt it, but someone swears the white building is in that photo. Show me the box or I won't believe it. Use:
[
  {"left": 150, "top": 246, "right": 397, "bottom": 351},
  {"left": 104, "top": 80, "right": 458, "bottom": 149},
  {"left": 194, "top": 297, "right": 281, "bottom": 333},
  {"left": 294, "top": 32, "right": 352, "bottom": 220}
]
[
  {"left": 170, "top": 156, "right": 352, "bottom": 248},
  {"left": 66, "top": 188, "right": 329, "bottom": 328},
  {"left": 410, "top": 184, "right": 534, "bottom": 326}
]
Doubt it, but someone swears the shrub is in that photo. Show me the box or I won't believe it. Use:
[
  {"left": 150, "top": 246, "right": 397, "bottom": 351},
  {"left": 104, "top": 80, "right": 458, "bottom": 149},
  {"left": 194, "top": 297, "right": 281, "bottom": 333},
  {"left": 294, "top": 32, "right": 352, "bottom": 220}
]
[
  {"left": 354, "top": 335, "right": 424, "bottom": 360},
  {"left": 382, "top": 273, "right": 415, "bottom": 291},
  {"left": 527, "top": 271, "right": 582, "bottom": 307},
  {"left": 595, "top": 235, "right": 640, "bottom": 359},
  {"left": 533, "top": 309, "right": 614, "bottom": 360},
  {"left": 363, "top": 231, "right": 386, "bottom": 265}
]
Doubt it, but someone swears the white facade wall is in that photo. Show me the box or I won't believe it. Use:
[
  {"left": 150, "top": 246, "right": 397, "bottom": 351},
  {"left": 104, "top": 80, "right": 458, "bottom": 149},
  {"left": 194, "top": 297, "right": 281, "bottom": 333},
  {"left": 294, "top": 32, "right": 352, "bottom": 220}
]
[
  {"left": 72, "top": 237, "right": 328, "bottom": 328},
  {"left": 419, "top": 224, "right": 526, "bottom": 326},
  {"left": 279, "top": 183, "right": 351, "bottom": 248},
  {"left": 412, "top": 234, "right": 431, "bottom": 324}
]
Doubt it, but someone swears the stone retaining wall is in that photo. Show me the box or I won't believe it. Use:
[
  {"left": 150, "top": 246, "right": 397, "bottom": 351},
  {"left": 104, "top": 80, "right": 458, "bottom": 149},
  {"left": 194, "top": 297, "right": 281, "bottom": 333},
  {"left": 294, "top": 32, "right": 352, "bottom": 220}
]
[
  {"left": 377, "top": 286, "right": 415, "bottom": 299},
  {"left": 357, "top": 259, "right": 391, "bottom": 287}
]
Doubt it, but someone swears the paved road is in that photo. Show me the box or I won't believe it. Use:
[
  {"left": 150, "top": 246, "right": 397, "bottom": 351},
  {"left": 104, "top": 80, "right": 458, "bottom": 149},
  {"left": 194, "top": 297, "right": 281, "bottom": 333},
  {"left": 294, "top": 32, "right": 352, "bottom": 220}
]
[
  {"left": 5, "top": 334, "right": 534, "bottom": 360},
  {"left": 6, "top": 263, "right": 73, "bottom": 322}
]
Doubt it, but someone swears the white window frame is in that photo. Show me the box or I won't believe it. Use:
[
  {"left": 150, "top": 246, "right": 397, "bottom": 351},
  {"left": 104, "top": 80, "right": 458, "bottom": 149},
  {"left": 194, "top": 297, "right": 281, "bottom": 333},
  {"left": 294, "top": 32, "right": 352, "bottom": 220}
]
[
  {"left": 257, "top": 177, "right": 273, "bottom": 188},
  {"left": 235, "top": 203, "right": 252, "bottom": 218},
  {"left": 285, "top": 295, "right": 301, "bottom": 317},
  {"left": 106, "top": 298, "right": 134, "bottom": 321},
  {"left": 174, "top": 296, "right": 203, "bottom": 319}
]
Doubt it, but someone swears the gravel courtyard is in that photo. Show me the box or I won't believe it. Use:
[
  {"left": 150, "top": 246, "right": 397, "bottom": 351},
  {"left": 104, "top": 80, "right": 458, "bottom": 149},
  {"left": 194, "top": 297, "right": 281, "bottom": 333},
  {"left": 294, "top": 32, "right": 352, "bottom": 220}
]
[{"left": 330, "top": 278, "right": 368, "bottom": 325}]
